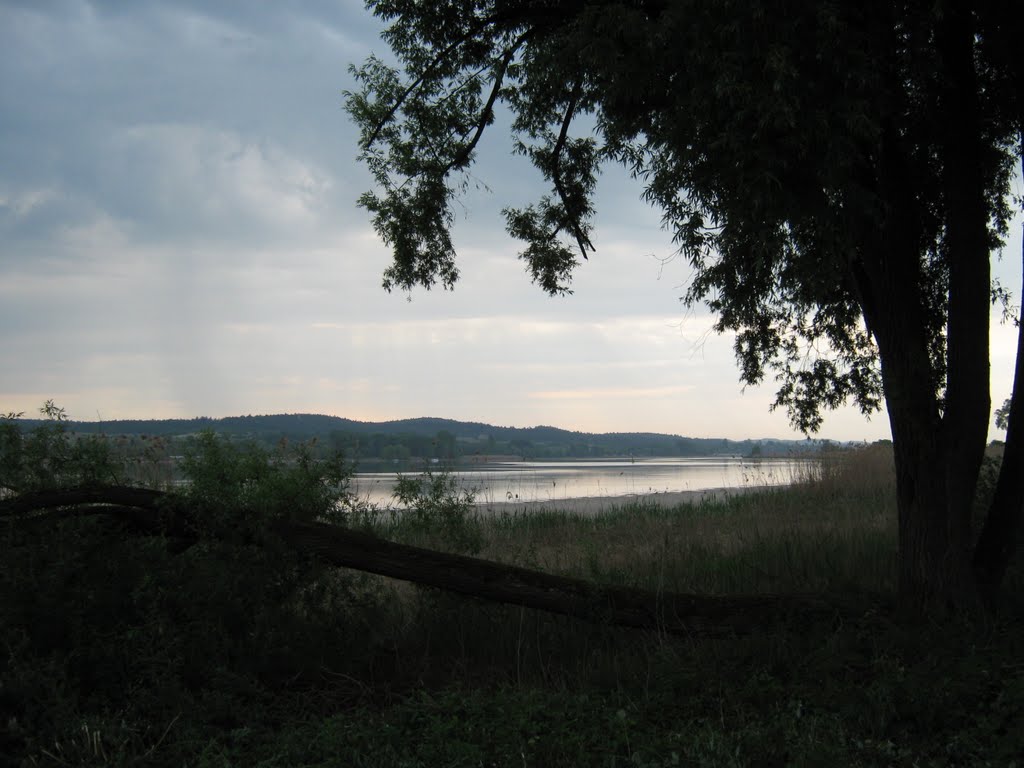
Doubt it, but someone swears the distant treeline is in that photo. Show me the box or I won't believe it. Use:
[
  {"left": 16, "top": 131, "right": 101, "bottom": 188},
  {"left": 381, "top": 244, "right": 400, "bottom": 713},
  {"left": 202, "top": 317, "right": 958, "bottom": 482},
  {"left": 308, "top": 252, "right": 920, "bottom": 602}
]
[{"left": 12, "top": 413, "right": 830, "bottom": 461}]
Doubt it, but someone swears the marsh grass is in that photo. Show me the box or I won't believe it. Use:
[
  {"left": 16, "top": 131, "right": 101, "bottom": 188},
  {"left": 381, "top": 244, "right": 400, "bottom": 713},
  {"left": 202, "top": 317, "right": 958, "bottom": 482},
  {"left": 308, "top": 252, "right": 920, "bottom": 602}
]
[
  {"left": 380, "top": 443, "right": 898, "bottom": 599},
  {"left": 337, "top": 445, "right": 903, "bottom": 692}
]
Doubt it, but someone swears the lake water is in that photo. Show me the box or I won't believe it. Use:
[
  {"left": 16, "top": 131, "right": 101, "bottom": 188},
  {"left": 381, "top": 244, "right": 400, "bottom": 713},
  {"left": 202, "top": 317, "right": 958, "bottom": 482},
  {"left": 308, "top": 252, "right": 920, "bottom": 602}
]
[{"left": 350, "top": 457, "right": 806, "bottom": 507}]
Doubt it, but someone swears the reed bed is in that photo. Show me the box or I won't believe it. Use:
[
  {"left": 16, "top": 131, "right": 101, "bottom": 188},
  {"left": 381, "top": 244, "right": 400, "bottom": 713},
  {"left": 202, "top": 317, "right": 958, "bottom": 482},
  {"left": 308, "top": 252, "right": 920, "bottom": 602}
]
[{"left": 381, "top": 443, "right": 899, "bottom": 598}]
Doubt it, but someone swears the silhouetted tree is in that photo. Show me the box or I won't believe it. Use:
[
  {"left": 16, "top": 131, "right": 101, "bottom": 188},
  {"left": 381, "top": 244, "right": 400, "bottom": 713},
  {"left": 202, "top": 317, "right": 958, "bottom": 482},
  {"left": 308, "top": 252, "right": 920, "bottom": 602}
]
[{"left": 347, "top": 0, "right": 1024, "bottom": 610}]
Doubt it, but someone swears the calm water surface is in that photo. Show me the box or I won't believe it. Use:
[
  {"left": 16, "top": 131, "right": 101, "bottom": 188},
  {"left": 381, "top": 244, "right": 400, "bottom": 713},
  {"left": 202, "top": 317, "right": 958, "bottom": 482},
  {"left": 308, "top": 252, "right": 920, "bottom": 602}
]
[{"left": 351, "top": 457, "right": 805, "bottom": 507}]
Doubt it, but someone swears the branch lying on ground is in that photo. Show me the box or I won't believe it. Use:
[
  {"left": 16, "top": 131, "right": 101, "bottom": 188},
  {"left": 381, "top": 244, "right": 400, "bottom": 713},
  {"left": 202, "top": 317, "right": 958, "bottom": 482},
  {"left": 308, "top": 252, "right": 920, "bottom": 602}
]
[{"left": 1, "top": 485, "right": 870, "bottom": 638}]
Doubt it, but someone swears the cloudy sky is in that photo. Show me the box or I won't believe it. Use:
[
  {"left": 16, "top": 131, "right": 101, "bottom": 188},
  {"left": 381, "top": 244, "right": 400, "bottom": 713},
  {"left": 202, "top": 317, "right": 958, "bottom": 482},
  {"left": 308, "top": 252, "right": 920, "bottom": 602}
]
[{"left": 2, "top": 1, "right": 1021, "bottom": 441}]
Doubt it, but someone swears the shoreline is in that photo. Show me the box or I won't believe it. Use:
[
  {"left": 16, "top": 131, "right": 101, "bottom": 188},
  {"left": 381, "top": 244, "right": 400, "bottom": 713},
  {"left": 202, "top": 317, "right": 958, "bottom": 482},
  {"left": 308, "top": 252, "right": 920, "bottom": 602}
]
[{"left": 474, "top": 484, "right": 771, "bottom": 516}]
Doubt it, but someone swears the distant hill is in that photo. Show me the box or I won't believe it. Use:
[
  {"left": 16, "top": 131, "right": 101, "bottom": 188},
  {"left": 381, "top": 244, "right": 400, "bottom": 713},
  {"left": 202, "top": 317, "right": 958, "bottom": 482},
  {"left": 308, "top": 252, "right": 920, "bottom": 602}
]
[{"left": 10, "top": 413, "right": 828, "bottom": 460}]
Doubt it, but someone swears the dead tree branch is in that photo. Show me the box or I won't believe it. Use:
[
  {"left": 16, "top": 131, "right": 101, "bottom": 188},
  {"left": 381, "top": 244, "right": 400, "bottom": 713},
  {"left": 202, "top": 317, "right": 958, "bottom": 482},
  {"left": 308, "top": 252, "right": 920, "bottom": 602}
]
[{"left": 2, "top": 486, "right": 858, "bottom": 638}]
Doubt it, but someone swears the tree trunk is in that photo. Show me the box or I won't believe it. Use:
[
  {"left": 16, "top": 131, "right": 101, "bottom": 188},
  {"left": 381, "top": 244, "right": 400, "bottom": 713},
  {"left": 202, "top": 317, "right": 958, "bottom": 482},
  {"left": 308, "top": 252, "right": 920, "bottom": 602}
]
[
  {"left": 853, "top": 121, "right": 980, "bottom": 612},
  {"left": 935, "top": 0, "right": 992, "bottom": 605},
  {"left": 891, "top": 430, "right": 976, "bottom": 612},
  {"left": 878, "top": 332, "right": 977, "bottom": 611}
]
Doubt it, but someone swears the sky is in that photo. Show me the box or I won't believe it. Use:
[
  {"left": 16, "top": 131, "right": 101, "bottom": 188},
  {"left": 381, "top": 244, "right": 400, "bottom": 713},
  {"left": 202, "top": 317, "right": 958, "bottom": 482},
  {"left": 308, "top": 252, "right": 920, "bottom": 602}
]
[{"left": 1, "top": 1, "right": 1022, "bottom": 442}]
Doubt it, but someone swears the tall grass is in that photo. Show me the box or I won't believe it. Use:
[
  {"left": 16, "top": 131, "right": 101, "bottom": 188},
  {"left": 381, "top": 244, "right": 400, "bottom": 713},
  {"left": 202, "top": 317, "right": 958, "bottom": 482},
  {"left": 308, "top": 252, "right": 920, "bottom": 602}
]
[
  {"left": 329, "top": 443, "right": 902, "bottom": 696},
  {"left": 378, "top": 442, "right": 899, "bottom": 598}
]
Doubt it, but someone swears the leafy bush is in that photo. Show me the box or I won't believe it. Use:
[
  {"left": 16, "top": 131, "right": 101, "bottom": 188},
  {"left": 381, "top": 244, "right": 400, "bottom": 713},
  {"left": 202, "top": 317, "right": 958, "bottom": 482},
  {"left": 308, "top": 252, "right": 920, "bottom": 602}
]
[
  {"left": 389, "top": 468, "right": 483, "bottom": 553},
  {"left": 0, "top": 401, "right": 125, "bottom": 495},
  {"left": 0, "top": 409, "right": 376, "bottom": 765},
  {"left": 176, "top": 430, "right": 351, "bottom": 536}
]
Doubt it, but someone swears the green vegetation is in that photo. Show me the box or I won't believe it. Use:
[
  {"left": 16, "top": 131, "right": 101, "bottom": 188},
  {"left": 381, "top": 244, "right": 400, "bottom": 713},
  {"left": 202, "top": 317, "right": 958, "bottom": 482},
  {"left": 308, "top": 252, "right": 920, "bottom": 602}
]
[{"left": 2, "top": 406, "right": 1022, "bottom": 766}]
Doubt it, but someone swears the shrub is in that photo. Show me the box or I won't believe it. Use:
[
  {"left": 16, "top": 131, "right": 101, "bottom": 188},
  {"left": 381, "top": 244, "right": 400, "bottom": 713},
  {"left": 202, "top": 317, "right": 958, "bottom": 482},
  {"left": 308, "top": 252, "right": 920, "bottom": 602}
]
[
  {"left": 0, "top": 409, "right": 375, "bottom": 764},
  {"left": 389, "top": 468, "right": 483, "bottom": 553},
  {"left": 0, "top": 401, "right": 125, "bottom": 495}
]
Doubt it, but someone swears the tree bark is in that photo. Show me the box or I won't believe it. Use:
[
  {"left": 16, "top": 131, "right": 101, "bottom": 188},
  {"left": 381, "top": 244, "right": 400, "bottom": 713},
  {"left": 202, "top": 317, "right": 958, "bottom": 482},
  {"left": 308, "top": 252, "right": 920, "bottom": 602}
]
[
  {"left": 268, "top": 519, "right": 844, "bottom": 637},
  {"left": 855, "top": 126, "right": 968, "bottom": 612},
  {"left": 1, "top": 486, "right": 854, "bottom": 638},
  {"left": 935, "top": 0, "right": 992, "bottom": 607}
]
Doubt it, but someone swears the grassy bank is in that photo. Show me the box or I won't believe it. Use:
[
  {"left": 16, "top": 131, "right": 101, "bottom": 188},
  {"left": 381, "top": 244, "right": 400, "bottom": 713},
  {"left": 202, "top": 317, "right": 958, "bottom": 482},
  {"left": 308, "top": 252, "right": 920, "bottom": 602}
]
[{"left": 3, "top": 440, "right": 1023, "bottom": 766}]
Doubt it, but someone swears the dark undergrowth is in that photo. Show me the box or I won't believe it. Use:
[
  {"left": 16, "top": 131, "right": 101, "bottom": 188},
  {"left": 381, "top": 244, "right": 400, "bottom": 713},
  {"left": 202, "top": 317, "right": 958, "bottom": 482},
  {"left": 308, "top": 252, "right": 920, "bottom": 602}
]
[{"left": 1, "top": 407, "right": 1022, "bottom": 766}]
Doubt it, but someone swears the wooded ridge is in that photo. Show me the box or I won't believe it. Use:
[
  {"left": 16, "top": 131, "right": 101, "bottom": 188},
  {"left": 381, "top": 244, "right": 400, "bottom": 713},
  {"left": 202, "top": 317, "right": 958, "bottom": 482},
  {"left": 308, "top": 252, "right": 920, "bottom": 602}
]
[{"left": 8, "top": 413, "right": 827, "bottom": 459}]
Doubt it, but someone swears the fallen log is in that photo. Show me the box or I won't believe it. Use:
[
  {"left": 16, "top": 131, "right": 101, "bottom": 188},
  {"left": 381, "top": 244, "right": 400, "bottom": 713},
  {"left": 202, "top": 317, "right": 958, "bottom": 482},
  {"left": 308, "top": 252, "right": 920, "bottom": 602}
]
[
  {"left": 268, "top": 518, "right": 843, "bottom": 636},
  {"left": 2, "top": 486, "right": 855, "bottom": 637}
]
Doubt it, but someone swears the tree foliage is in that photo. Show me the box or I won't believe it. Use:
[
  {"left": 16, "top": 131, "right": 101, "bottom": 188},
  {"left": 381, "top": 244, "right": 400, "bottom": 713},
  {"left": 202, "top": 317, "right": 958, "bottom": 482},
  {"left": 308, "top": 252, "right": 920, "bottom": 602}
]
[
  {"left": 996, "top": 397, "right": 1012, "bottom": 431},
  {"left": 347, "top": 0, "right": 1024, "bottom": 607},
  {"left": 347, "top": 0, "right": 1020, "bottom": 432}
]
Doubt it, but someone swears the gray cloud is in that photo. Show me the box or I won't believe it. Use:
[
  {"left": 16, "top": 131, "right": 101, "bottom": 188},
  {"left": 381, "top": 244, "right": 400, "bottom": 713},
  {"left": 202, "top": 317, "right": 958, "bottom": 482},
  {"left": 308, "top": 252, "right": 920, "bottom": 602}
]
[{"left": 1, "top": 1, "right": 375, "bottom": 252}]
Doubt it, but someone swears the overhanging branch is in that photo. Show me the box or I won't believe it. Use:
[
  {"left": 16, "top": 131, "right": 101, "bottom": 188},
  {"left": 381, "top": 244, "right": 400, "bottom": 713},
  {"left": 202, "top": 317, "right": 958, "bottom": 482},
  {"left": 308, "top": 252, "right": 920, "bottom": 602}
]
[
  {"left": 363, "top": 15, "right": 504, "bottom": 150},
  {"left": 448, "top": 34, "right": 530, "bottom": 171},
  {"left": 550, "top": 77, "right": 593, "bottom": 258}
]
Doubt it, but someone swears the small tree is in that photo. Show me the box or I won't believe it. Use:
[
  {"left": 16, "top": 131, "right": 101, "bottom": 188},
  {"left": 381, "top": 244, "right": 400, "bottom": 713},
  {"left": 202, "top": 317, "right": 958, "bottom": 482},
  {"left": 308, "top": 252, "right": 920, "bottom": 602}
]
[{"left": 346, "top": 0, "right": 1024, "bottom": 611}]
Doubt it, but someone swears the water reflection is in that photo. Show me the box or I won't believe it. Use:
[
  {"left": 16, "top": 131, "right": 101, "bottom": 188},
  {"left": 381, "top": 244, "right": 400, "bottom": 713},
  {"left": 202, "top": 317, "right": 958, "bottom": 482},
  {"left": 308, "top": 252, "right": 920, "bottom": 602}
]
[{"left": 350, "top": 457, "right": 806, "bottom": 507}]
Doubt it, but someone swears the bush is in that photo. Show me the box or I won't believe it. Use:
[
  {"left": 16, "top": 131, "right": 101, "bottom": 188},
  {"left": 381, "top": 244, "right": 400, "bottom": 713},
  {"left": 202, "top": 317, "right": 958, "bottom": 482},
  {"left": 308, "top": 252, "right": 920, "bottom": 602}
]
[
  {"left": 0, "top": 410, "right": 376, "bottom": 765},
  {"left": 176, "top": 430, "right": 351, "bottom": 535},
  {"left": 389, "top": 469, "right": 483, "bottom": 553},
  {"left": 0, "top": 401, "right": 125, "bottom": 495}
]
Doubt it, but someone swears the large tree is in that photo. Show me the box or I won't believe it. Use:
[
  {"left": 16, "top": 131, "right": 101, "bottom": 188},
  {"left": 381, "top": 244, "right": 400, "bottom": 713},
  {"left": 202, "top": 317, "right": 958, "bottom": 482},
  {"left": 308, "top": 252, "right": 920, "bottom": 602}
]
[{"left": 346, "top": 0, "right": 1024, "bottom": 611}]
